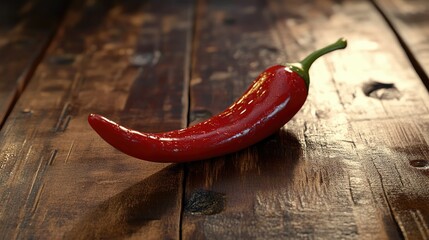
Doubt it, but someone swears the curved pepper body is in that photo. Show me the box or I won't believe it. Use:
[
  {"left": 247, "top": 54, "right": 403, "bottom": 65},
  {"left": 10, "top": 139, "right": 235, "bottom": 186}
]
[
  {"left": 89, "top": 38, "right": 347, "bottom": 163},
  {"left": 88, "top": 65, "right": 307, "bottom": 162}
]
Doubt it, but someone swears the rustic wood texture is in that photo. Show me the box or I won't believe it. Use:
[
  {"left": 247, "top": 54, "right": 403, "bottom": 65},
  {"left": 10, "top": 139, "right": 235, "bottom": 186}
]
[
  {"left": 373, "top": 0, "right": 429, "bottom": 89},
  {"left": 0, "top": 0, "right": 70, "bottom": 126},
  {"left": 183, "top": 0, "right": 429, "bottom": 239},
  {"left": 0, "top": 0, "right": 193, "bottom": 238},
  {"left": 0, "top": 0, "right": 428, "bottom": 239}
]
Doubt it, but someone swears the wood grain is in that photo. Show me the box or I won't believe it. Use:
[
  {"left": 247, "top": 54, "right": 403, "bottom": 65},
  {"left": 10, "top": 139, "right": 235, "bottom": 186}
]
[
  {"left": 184, "top": 0, "right": 308, "bottom": 238},
  {"left": 0, "top": 0, "right": 193, "bottom": 238},
  {"left": 373, "top": 0, "right": 429, "bottom": 89},
  {"left": 0, "top": 0, "right": 428, "bottom": 239},
  {"left": 188, "top": 0, "right": 285, "bottom": 125},
  {"left": 0, "top": 0, "right": 70, "bottom": 127},
  {"left": 183, "top": 0, "right": 429, "bottom": 239}
]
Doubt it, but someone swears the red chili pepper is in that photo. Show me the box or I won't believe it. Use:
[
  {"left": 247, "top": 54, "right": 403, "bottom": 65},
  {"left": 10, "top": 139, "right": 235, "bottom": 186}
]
[{"left": 88, "top": 38, "right": 347, "bottom": 162}]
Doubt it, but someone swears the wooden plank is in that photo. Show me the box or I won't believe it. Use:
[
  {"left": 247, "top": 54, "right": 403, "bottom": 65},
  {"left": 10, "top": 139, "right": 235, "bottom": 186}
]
[
  {"left": 0, "top": 0, "right": 193, "bottom": 238},
  {"left": 351, "top": 119, "right": 429, "bottom": 240},
  {"left": 305, "top": 2, "right": 429, "bottom": 238},
  {"left": 372, "top": 0, "right": 429, "bottom": 89},
  {"left": 0, "top": 0, "right": 70, "bottom": 127},
  {"left": 183, "top": 0, "right": 429, "bottom": 239},
  {"left": 183, "top": 0, "right": 301, "bottom": 238},
  {"left": 188, "top": 0, "right": 284, "bottom": 124}
]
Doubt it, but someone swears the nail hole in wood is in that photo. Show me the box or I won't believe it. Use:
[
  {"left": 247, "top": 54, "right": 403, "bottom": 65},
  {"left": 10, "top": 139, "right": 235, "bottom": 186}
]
[
  {"left": 362, "top": 80, "right": 401, "bottom": 100},
  {"left": 409, "top": 159, "right": 429, "bottom": 169},
  {"left": 49, "top": 54, "right": 75, "bottom": 65},
  {"left": 223, "top": 17, "right": 236, "bottom": 25},
  {"left": 185, "top": 189, "right": 225, "bottom": 215}
]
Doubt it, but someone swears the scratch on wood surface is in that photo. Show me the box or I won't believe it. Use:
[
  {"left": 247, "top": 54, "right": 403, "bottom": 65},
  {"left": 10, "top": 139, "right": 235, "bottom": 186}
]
[
  {"left": 31, "top": 183, "right": 45, "bottom": 214},
  {"left": 351, "top": 114, "right": 429, "bottom": 123},
  {"left": 303, "top": 121, "right": 310, "bottom": 149},
  {"left": 15, "top": 150, "right": 55, "bottom": 236},
  {"left": 71, "top": 72, "right": 84, "bottom": 93},
  {"left": 65, "top": 140, "right": 75, "bottom": 163},
  {"left": 341, "top": 139, "right": 357, "bottom": 148},
  {"left": 348, "top": 175, "right": 356, "bottom": 205},
  {"left": 27, "top": 155, "right": 46, "bottom": 203},
  {"left": 8, "top": 145, "right": 32, "bottom": 184},
  {"left": 411, "top": 210, "right": 429, "bottom": 239},
  {"left": 304, "top": 170, "right": 309, "bottom": 185},
  {"left": 47, "top": 149, "right": 58, "bottom": 166},
  {"left": 393, "top": 162, "right": 405, "bottom": 187},
  {"left": 371, "top": 159, "right": 386, "bottom": 198},
  {"left": 370, "top": 158, "right": 405, "bottom": 234},
  {"left": 62, "top": 115, "right": 72, "bottom": 131},
  {"left": 316, "top": 170, "right": 328, "bottom": 196},
  {"left": 319, "top": 169, "right": 325, "bottom": 185},
  {"left": 366, "top": 175, "right": 382, "bottom": 206},
  {"left": 54, "top": 102, "right": 72, "bottom": 132},
  {"left": 298, "top": 195, "right": 304, "bottom": 209}
]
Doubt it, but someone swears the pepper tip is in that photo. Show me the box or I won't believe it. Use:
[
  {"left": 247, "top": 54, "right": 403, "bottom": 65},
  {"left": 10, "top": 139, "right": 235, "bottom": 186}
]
[
  {"left": 88, "top": 113, "right": 105, "bottom": 127},
  {"left": 88, "top": 113, "right": 98, "bottom": 122}
]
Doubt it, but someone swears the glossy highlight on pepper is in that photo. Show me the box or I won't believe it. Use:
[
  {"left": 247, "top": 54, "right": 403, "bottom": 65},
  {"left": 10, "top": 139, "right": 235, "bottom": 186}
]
[{"left": 88, "top": 38, "right": 347, "bottom": 163}]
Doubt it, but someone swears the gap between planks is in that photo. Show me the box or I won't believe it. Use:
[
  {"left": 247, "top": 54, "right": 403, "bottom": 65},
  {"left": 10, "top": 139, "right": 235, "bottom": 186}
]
[{"left": 369, "top": 0, "right": 429, "bottom": 91}]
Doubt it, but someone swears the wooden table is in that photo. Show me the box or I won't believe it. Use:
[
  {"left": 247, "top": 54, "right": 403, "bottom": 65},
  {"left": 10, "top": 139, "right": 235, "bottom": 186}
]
[{"left": 1, "top": 0, "right": 428, "bottom": 239}]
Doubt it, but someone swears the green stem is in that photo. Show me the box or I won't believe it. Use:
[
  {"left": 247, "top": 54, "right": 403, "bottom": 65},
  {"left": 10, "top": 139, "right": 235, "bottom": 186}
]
[{"left": 286, "top": 38, "right": 347, "bottom": 90}]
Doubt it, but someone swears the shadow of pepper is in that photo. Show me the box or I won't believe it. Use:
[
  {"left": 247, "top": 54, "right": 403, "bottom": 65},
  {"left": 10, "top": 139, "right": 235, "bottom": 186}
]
[
  {"left": 65, "top": 164, "right": 183, "bottom": 239},
  {"left": 182, "top": 129, "right": 303, "bottom": 217},
  {"left": 66, "top": 129, "right": 301, "bottom": 239}
]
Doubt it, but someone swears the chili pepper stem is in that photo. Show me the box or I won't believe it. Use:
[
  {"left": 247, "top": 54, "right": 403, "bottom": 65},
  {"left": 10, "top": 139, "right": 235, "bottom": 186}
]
[{"left": 286, "top": 38, "right": 347, "bottom": 89}]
